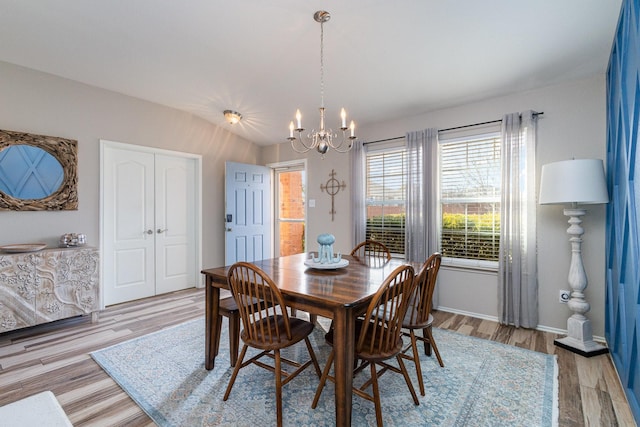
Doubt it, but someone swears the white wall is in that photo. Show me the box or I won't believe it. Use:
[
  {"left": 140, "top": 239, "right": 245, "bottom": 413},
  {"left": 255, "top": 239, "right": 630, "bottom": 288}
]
[
  {"left": 0, "top": 61, "right": 260, "bottom": 273},
  {"left": 262, "top": 75, "right": 608, "bottom": 336}
]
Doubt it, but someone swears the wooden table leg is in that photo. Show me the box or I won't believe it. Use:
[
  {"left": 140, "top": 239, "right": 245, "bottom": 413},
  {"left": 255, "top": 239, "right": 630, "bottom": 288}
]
[
  {"left": 205, "top": 277, "right": 221, "bottom": 371},
  {"left": 332, "top": 307, "right": 355, "bottom": 427}
]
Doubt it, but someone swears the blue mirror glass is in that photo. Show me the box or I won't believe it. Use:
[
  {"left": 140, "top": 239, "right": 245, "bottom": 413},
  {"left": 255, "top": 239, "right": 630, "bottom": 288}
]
[{"left": 0, "top": 145, "right": 64, "bottom": 199}]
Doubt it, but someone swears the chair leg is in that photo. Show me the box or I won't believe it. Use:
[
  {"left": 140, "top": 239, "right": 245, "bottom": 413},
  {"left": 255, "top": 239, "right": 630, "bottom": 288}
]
[
  {"left": 224, "top": 344, "right": 249, "bottom": 401},
  {"left": 396, "top": 354, "right": 419, "bottom": 405},
  {"left": 215, "top": 315, "right": 223, "bottom": 357},
  {"left": 309, "top": 314, "right": 318, "bottom": 324},
  {"left": 409, "top": 330, "right": 425, "bottom": 396},
  {"left": 425, "top": 325, "right": 444, "bottom": 367},
  {"left": 304, "top": 337, "right": 322, "bottom": 378},
  {"left": 421, "top": 327, "right": 432, "bottom": 356},
  {"left": 369, "top": 362, "right": 383, "bottom": 427},
  {"left": 274, "top": 349, "right": 283, "bottom": 427},
  {"left": 312, "top": 350, "right": 334, "bottom": 408},
  {"left": 228, "top": 313, "right": 240, "bottom": 367}
]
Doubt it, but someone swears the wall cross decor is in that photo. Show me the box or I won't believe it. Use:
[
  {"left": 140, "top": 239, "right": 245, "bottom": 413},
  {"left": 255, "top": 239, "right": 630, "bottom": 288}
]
[{"left": 320, "top": 169, "right": 346, "bottom": 221}]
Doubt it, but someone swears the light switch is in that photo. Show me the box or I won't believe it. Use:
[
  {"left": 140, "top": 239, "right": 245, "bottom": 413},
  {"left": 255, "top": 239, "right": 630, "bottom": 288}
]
[{"left": 309, "top": 199, "right": 316, "bottom": 208}]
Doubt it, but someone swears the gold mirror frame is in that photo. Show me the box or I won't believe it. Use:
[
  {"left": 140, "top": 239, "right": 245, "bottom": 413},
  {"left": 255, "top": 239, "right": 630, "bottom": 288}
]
[{"left": 0, "top": 129, "right": 78, "bottom": 211}]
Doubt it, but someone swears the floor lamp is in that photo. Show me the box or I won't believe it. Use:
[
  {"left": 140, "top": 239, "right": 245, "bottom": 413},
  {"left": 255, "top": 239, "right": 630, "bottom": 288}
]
[{"left": 539, "top": 159, "right": 609, "bottom": 357}]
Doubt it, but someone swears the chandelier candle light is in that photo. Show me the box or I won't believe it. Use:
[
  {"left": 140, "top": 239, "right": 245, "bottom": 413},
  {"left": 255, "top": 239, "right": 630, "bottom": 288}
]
[{"left": 288, "top": 11, "right": 356, "bottom": 158}]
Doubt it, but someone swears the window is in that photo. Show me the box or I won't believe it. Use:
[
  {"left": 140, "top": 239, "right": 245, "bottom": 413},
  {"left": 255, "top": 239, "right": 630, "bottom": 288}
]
[
  {"left": 365, "top": 148, "right": 406, "bottom": 256},
  {"left": 275, "top": 166, "right": 306, "bottom": 257},
  {"left": 439, "top": 133, "right": 501, "bottom": 262}
]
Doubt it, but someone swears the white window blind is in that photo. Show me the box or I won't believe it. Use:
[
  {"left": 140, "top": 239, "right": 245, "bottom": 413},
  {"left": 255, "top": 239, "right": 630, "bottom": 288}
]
[
  {"left": 365, "top": 148, "right": 406, "bottom": 255},
  {"left": 439, "top": 133, "right": 501, "bottom": 261}
]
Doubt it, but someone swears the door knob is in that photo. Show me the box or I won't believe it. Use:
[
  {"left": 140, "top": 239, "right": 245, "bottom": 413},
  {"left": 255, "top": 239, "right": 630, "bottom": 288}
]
[
  {"left": 226, "top": 228, "right": 232, "bottom": 232},
  {"left": 157, "top": 228, "right": 168, "bottom": 234},
  {"left": 145, "top": 229, "right": 153, "bottom": 235}
]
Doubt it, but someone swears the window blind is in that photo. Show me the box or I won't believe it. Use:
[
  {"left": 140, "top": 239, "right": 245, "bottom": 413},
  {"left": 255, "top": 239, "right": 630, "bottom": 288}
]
[
  {"left": 439, "top": 134, "right": 501, "bottom": 261},
  {"left": 365, "top": 149, "right": 406, "bottom": 255}
]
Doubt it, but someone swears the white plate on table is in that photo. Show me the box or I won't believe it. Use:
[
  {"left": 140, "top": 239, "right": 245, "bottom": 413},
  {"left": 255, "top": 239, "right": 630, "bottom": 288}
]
[
  {"left": 304, "top": 258, "right": 349, "bottom": 270},
  {"left": 0, "top": 243, "right": 47, "bottom": 253}
]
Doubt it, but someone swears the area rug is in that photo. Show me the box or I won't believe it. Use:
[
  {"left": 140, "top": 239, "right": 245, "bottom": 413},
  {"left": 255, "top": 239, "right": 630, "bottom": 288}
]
[{"left": 91, "top": 318, "right": 558, "bottom": 427}]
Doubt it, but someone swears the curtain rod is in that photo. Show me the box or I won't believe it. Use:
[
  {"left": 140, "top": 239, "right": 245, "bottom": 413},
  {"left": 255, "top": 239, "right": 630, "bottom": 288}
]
[{"left": 363, "top": 111, "right": 544, "bottom": 145}]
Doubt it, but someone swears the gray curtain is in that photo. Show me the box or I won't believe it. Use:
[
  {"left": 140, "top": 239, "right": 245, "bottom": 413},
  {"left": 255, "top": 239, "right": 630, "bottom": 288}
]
[
  {"left": 350, "top": 140, "right": 366, "bottom": 247},
  {"left": 405, "top": 129, "right": 439, "bottom": 303},
  {"left": 405, "top": 128, "right": 439, "bottom": 263},
  {"left": 498, "top": 111, "right": 538, "bottom": 328}
]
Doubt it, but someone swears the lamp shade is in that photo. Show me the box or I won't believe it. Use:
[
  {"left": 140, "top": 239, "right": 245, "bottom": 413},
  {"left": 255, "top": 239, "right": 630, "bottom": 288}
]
[{"left": 539, "top": 159, "right": 609, "bottom": 205}]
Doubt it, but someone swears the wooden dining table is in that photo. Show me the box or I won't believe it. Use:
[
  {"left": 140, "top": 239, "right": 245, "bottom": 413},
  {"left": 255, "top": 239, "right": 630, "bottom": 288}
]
[{"left": 201, "top": 252, "right": 419, "bottom": 427}]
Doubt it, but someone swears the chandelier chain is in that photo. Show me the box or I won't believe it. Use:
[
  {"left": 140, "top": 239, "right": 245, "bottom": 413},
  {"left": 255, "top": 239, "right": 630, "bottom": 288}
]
[{"left": 320, "top": 20, "right": 324, "bottom": 108}]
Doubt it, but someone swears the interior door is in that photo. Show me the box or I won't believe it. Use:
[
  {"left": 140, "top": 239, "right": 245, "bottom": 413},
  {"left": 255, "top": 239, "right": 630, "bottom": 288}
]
[
  {"left": 154, "top": 154, "right": 196, "bottom": 294},
  {"left": 225, "top": 162, "right": 272, "bottom": 264},
  {"left": 103, "top": 146, "right": 156, "bottom": 305},
  {"left": 102, "top": 142, "right": 199, "bottom": 306}
]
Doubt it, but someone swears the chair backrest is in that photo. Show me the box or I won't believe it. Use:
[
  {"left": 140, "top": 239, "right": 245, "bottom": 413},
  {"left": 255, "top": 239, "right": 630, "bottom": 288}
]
[
  {"left": 350, "top": 240, "right": 392, "bottom": 267},
  {"left": 227, "top": 262, "right": 291, "bottom": 344},
  {"left": 405, "top": 253, "right": 442, "bottom": 325},
  {"left": 356, "top": 264, "right": 416, "bottom": 356}
]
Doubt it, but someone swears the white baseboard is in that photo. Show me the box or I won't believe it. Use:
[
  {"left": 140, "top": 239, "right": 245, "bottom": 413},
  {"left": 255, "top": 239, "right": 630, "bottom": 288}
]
[{"left": 436, "top": 306, "right": 606, "bottom": 344}]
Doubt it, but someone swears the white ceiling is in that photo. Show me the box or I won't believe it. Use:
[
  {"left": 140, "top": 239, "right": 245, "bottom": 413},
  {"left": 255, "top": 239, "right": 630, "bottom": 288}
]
[{"left": 0, "top": 1, "right": 622, "bottom": 146}]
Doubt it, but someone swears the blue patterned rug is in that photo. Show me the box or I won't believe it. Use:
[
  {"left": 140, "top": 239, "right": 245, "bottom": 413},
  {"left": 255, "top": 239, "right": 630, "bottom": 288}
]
[{"left": 91, "top": 318, "right": 558, "bottom": 426}]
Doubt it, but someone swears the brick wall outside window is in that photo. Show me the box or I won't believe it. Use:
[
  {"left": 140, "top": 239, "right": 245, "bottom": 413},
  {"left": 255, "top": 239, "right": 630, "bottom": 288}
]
[{"left": 278, "top": 171, "right": 305, "bottom": 256}]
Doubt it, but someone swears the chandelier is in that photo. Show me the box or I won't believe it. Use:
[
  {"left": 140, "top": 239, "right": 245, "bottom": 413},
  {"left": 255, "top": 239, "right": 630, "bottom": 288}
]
[{"left": 287, "top": 10, "right": 356, "bottom": 157}]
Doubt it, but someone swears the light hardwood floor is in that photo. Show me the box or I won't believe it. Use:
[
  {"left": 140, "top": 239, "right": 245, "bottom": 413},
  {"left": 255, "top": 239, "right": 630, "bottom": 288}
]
[{"left": 0, "top": 287, "right": 635, "bottom": 426}]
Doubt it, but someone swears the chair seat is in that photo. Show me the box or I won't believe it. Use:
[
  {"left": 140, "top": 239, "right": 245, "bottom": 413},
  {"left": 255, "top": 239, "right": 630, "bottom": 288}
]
[
  {"left": 219, "top": 295, "right": 268, "bottom": 313},
  {"left": 325, "top": 319, "right": 404, "bottom": 362},
  {"left": 402, "top": 308, "right": 434, "bottom": 329},
  {"left": 242, "top": 315, "right": 316, "bottom": 351}
]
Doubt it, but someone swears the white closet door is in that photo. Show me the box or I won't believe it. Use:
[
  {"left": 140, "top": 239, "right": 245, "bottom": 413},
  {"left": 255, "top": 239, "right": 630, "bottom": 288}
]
[
  {"left": 103, "top": 147, "right": 156, "bottom": 305},
  {"left": 102, "top": 143, "right": 200, "bottom": 306},
  {"left": 154, "top": 154, "right": 196, "bottom": 294}
]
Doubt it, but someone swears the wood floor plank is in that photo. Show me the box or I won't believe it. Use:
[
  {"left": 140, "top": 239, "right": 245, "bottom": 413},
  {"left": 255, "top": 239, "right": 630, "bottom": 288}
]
[{"left": 0, "top": 287, "right": 634, "bottom": 426}]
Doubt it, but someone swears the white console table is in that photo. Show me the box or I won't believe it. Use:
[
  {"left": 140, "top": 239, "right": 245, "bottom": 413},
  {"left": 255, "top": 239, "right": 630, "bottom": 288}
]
[{"left": 0, "top": 247, "right": 99, "bottom": 333}]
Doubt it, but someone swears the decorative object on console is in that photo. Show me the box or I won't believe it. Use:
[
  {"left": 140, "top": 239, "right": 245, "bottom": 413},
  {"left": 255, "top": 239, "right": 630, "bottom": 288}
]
[
  {"left": 59, "top": 233, "right": 87, "bottom": 247},
  {"left": 305, "top": 233, "right": 349, "bottom": 269},
  {"left": 320, "top": 169, "right": 346, "bottom": 221},
  {"left": 539, "top": 158, "right": 609, "bottom": 357},
  {"left": 0, "top": 129, "right": 78, "bottom": 211},
  {"left": 287, "top": 10, "right": 356, "bottom": 158},
  {"left": 223, "top": 110, "right": 242, "bottom": 125}
]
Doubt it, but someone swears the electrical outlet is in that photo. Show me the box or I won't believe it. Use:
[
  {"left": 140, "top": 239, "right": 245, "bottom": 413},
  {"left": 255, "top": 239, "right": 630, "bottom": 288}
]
[{"left": 559, "top": 290, "right": 571, "bottom": 303}]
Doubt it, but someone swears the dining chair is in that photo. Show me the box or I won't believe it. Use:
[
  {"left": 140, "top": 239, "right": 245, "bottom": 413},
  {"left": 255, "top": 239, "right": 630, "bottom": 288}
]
[
  {"left": 400, "top": 252, "right": 444, "bottom": 396},
  {"left": 223, "top": 262, "right": 321, "bottom": 427},
  {"left": 350, "top": 240, "right": 392, "bottom": 267},
  {"left": 311, "top": 264, "right": 419, "bottom": 427},
  {"left": 217, "top": 292, "right": 271, "bottom": 367}
]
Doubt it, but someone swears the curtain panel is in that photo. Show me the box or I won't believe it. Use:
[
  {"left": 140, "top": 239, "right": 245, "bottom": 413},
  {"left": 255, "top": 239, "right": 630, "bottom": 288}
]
[
  {"left": 498, "top": 111, "right": 538, "bottom": 328},
  {"left": 405, "top": 129, "right": 439, "bottom": 263},
  {"left": 350, "top": 140, "right": 367, "bottom": 247},
  {"left": 406, "top": 129, "right": 439, "bottom": 304}
]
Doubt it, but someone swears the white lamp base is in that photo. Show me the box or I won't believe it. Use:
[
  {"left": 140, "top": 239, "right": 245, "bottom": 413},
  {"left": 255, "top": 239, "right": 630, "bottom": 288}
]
[
  {"left": 553, "top": 208, "right": 609, "bottom": 358},
  {"left": 554, "top": 315, "right": 608, "bottom": 357}
]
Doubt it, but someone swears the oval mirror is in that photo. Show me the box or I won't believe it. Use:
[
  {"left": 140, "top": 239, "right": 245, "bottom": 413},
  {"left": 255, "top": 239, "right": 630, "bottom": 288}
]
[{"left": 0, "top": 144, "right": 64, "bottom": 199}]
